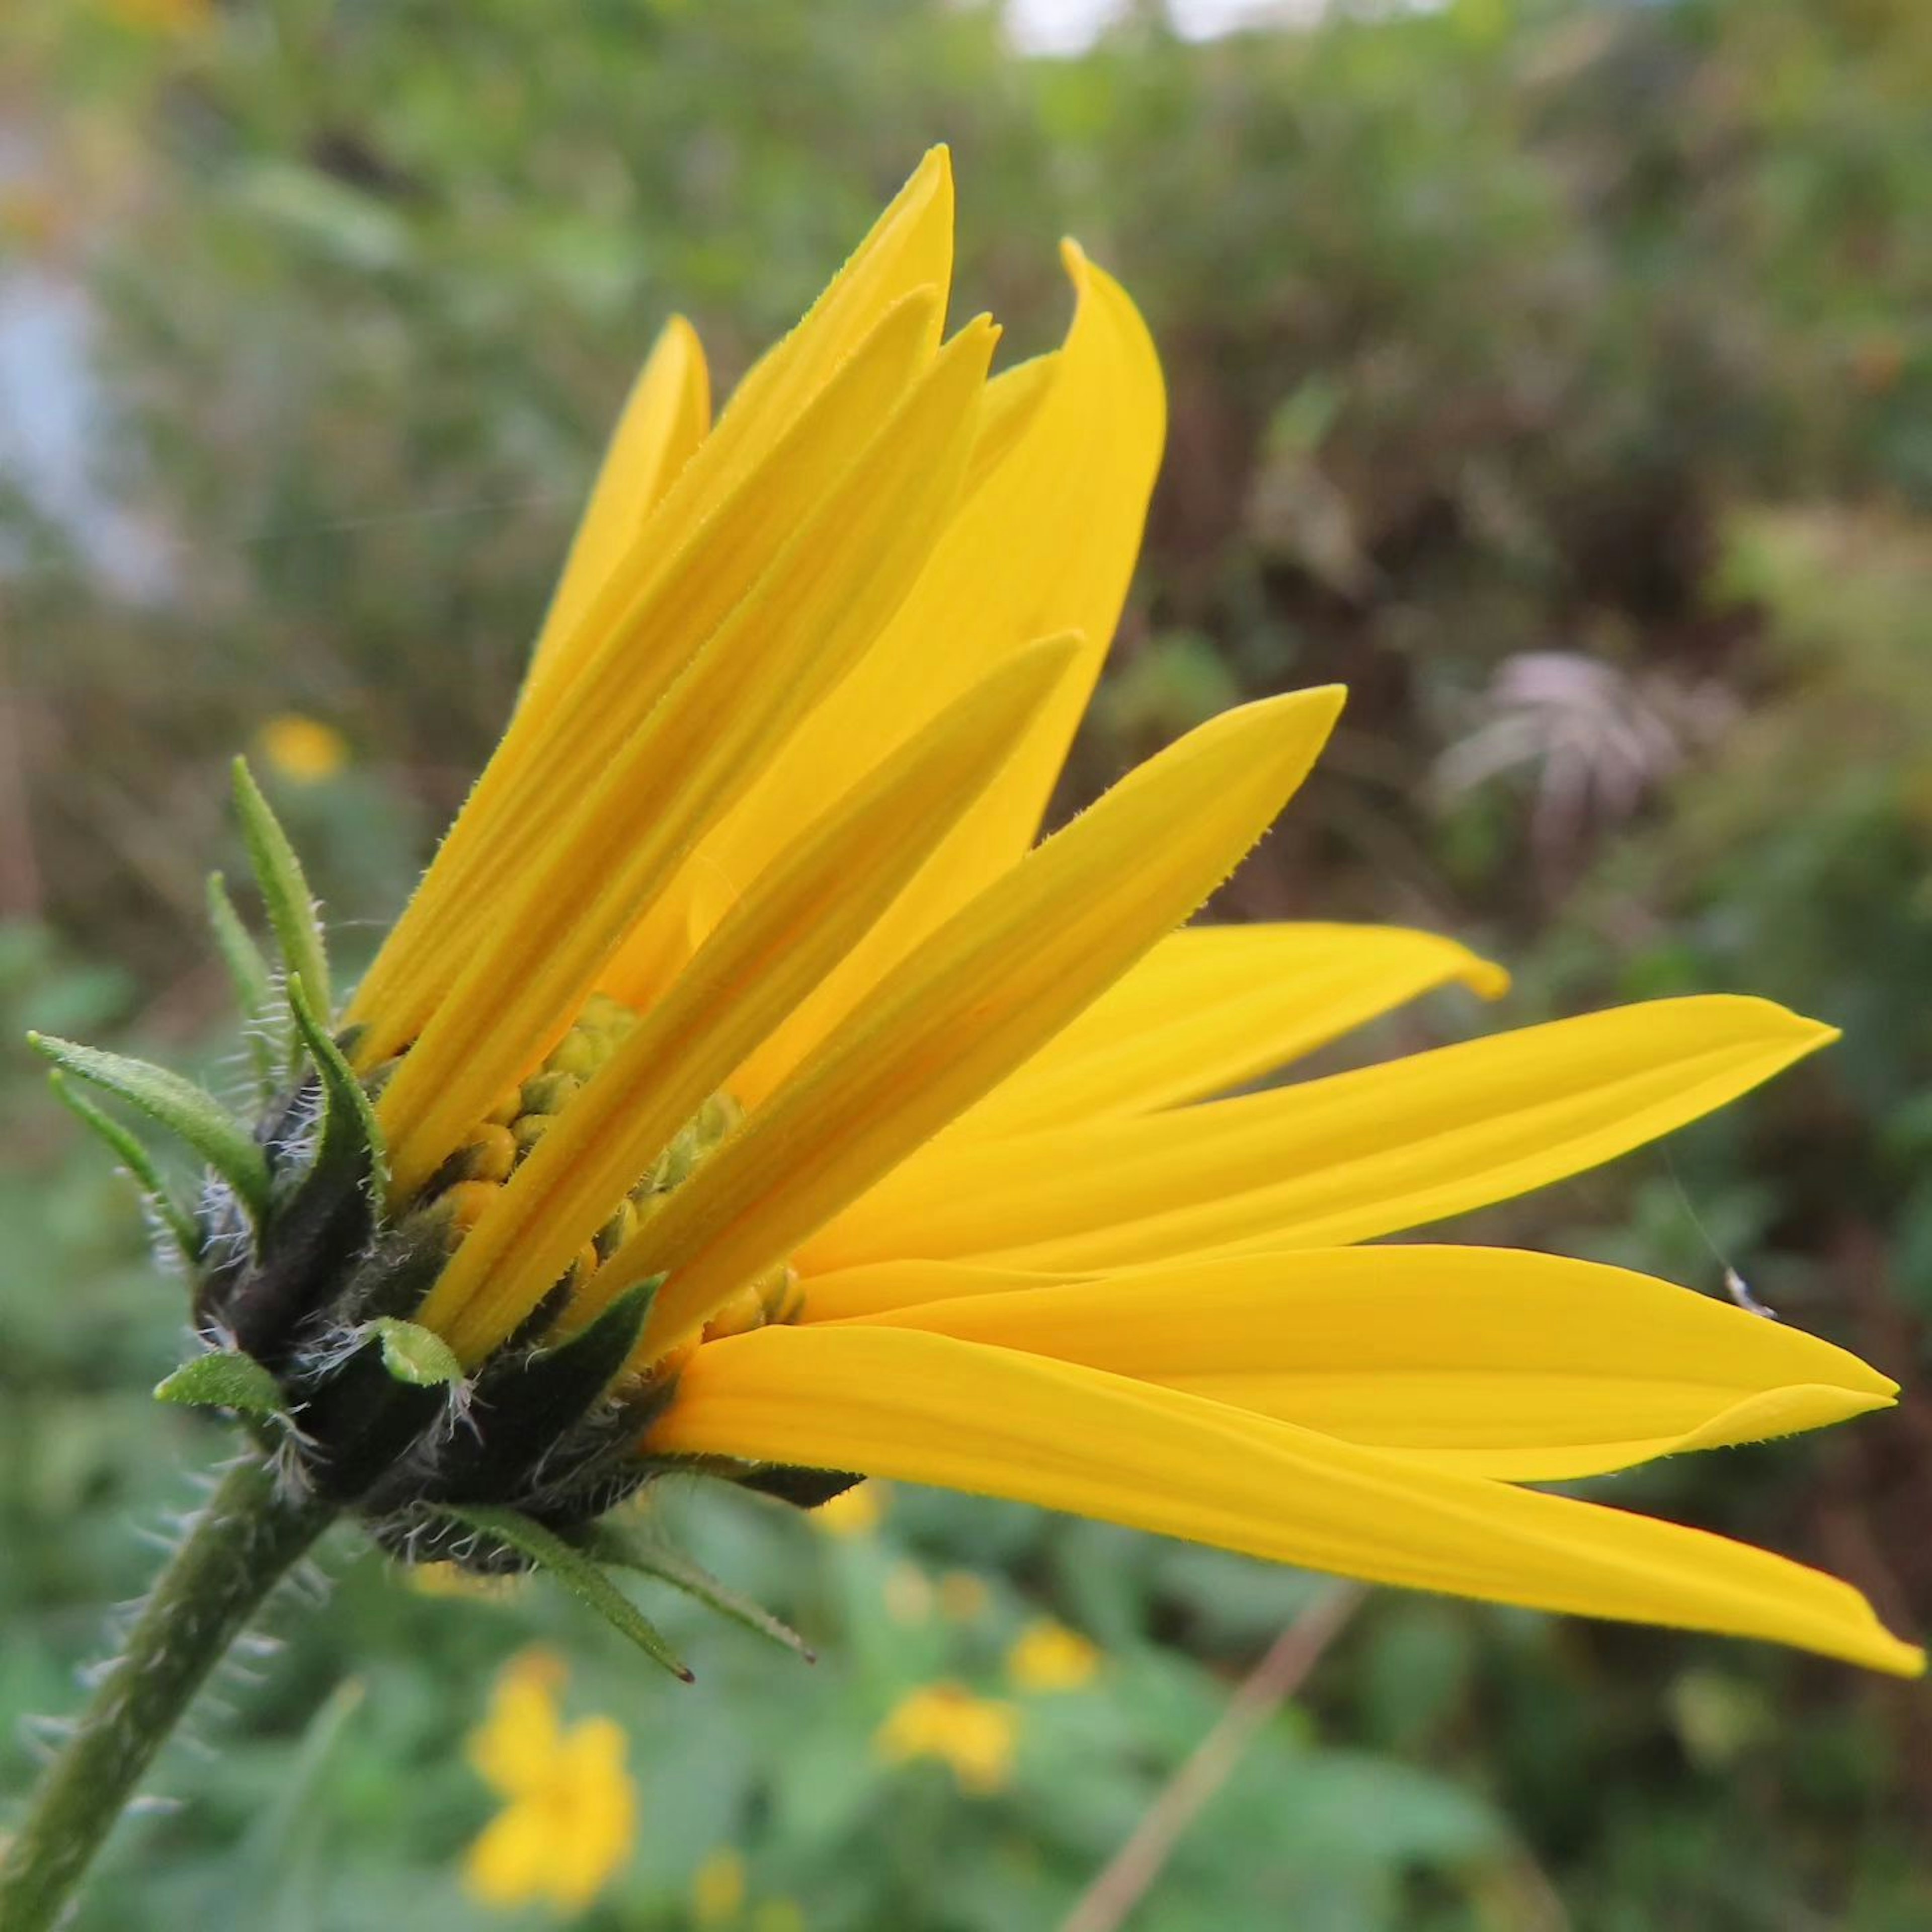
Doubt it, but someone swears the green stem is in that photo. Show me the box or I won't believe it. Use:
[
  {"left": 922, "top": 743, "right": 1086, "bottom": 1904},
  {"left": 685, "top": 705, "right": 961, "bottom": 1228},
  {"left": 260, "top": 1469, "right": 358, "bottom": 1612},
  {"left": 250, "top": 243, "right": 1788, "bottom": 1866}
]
[{"left": 0, "top": 1453, "right": 337, "bottom": 1932}]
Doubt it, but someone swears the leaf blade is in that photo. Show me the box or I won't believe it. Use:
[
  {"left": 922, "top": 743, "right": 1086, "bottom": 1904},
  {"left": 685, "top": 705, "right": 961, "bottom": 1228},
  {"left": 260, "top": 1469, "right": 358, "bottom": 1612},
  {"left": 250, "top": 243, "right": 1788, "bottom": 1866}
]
[
  {"left": 588, "top": 1523, "right": 815, "bottom": 1661},
  {"left": 29, "top": 1032, "right": 271, "bottom": 1221},
  {"left": 207, "top": 870, "right": 279, "bottom": 1094},
  {"left": 155, "top": 1350, "right": 287, "bottom": 1416},
  {"left": 233, "top": 756, "right": 332, "bottom": 1027},
  {"left": 49, "top": 1070, "right": 203, "bottom": 1263},
  {"left": 437, "top": 1504, "right": 694, "bottom": 1681},
  {"left": 286, "top": 972, "right": 388, "bottom": 1204}
]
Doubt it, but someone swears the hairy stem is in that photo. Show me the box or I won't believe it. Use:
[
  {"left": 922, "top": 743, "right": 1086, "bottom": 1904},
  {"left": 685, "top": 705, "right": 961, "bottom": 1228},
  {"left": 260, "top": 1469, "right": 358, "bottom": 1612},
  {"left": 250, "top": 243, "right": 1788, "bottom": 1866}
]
[{"left": 0, "top": 1452, "right": 337, "bottom": 1932}]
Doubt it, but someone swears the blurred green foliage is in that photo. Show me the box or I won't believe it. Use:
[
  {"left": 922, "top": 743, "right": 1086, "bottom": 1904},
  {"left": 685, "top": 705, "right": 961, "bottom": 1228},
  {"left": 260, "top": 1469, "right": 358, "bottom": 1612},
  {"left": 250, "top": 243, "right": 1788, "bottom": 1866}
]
[{"left": 4, "top": 0, "right": 1931, "bottom": 1925}]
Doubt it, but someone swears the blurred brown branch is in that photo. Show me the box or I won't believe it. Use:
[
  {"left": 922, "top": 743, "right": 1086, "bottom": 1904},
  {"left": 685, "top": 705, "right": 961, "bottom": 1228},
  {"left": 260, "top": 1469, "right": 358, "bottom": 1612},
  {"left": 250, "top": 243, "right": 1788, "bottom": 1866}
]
[{"left": 1058, "top": 1583, "right": 1364, "bottom": 1932}]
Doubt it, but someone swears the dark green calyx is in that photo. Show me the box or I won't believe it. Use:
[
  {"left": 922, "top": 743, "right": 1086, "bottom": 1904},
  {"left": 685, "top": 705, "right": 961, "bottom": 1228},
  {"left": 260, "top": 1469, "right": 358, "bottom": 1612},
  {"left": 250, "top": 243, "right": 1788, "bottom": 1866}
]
[
  {"left": 355, "top": 1280, "right": 672, "bottom": 1544},
  {"left": 45, "top": 769, "right": 824, "bottom": 1672},
  {"left": 742, "top": 1466, "right": 869, "bottom": 1510}
]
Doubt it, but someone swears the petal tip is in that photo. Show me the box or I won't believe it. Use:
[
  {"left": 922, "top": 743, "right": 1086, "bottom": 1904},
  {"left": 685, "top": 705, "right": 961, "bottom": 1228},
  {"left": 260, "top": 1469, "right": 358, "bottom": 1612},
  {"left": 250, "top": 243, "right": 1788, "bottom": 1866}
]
[
  {"left": 1868, "top": 1634, "right": 1926, "bottom": 1679},
  {"left": 1462, "top": 954, "right": 1512, "bottom": 1000},
  {"left": 1291, "top": 681, "right": 1348, "bottom": 730}
]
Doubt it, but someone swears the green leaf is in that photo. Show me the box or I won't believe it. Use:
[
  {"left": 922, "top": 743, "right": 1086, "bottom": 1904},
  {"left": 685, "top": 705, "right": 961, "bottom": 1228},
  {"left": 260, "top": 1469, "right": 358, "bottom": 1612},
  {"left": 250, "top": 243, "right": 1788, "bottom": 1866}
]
[
  {"left": 436, "top": 1504, "right": 694, "bottom": 1682},
  {"left": 587, "top": 1523, "right": 816, "bottom": 1662},
  {"left": 29, "top": 1032, "right": 271, "bottom": 1221},
  {"left": 49, "top": 1070, "right": 204, "bottom": 1263},
  {"left": 207, "top": 870, "right": 279, "bottom": 1094},
  {"left": 232, "top": 756, "right": 331, "bottom": 1029},
  {"left": 239, "top": 1677, "right": 368, "bottom": 1932},
  {"left": 366, "top": 1316, "right": 463, "bottom": 1388},
  {"left": 156, "top": 1350, "right": 288, "bottom": 1416},
  {"left": 286, "top": 972, "right": 387, "bottom": 1203}
]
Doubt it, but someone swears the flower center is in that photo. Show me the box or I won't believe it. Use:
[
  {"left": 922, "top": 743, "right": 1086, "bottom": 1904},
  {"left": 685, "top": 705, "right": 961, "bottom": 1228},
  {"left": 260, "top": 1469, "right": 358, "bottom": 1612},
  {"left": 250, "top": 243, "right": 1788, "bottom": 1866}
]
[{"left": 400, "top": 994, "right": 796, "bottom": 1348}]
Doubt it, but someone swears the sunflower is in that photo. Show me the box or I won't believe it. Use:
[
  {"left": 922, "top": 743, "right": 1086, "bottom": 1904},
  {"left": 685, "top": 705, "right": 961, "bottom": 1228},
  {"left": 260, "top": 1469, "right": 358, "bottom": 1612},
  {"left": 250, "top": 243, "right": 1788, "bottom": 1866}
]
[{"left": 34, "top": 152, "right": 1920, "bottom": 1683}]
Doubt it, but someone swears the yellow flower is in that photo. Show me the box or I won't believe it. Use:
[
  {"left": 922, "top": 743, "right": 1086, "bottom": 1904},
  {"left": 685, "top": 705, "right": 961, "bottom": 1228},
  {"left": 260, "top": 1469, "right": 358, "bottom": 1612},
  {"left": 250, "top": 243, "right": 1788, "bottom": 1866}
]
[
  {"left": 692, "top": 1847, "right": 748, "bottom": 1925},
  {"left": 463, "top": 1648, "right": 636, "bottom": 1911},
  {"left": 231, "top": 152, "right": 1914, "bottom": 1674},
  {"left": 810, "top": 1481, "right": 887, "bottom": 1539},
  {"left": 99, "top": 0, "right": 209, "bottom": 33},
  {"left": 937, "top": 1571, "right": 991, "bottom": 1625},
  {"left": 257, "top": 712, "right": 349, "bottom": 784},
  {"left": 1007, "top": 1619, "right": 1100, "bottom": 1693},
  {"left": 883, "top": 1561, "right": 935, "bottom": 1626},
  {"left": 875, "top": 1682, "right": 1019, "bottom": 1795},
  {"left": 408, "top": 1561, "right": 523, "bottom": 1601}
]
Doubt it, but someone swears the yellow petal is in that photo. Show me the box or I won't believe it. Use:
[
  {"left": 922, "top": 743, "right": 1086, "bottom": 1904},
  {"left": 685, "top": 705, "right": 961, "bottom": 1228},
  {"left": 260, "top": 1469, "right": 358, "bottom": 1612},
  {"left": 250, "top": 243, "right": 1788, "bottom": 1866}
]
[
  {"left": 464, "top": 1805, "right": 551, "bottom": 1907},
  {"left": 524, "top": 314, "right": 710, "bottom": 692},
  {"left": 683, "top": 147, "right": 953, "bottom": 516},
  {"left": 468, "top": 1651, "right": 566, "bottom": 1795},
  {"left": 650, "top": 1325, "right": 1922, "bottom": 1675},
  {"left": 797, "top": 1259, "right": 1072, "bottom": 1325},
  {"left": 593, "top": 346, "right": 1069, "bottom": 1030},
  {"left": 806, "top": 996, "right": 1835, "bottom": 1273},
  {"left": 351, "top": 285, "right": 947, "bottom": 1056},
  {"left": 942, "top": 922, "right": 1507, "bottom": 1140},
  {"left": 705, "top": 249, "right": 1167, "bottom": 1103},
  {"left": 379, "top": 318, "right": 998, "bottom": 1198},
  {"left": 613, "top": 686, "right": 1345, "bottom": 1354},
  {"left": 426, "top": 636, "right": 1085, "bottom": 1360},
  {"left": 833, "top": 1246, "right": 1898, "bottom": 1480},
  {"left": 527, "top": 149, "right": 954, "bottom": 732}
]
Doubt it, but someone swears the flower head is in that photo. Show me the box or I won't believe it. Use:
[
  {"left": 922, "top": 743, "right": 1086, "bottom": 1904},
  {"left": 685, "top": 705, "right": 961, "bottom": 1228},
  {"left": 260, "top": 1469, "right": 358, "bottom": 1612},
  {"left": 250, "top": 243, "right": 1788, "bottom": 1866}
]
[
  {"left": 464, "top": 1648, "right": 636, "bottom": 1911},
  {"left": 810, "top": 1480, "right": 887, "bottom": 1540},
  {"left": 49, "top": 150, "right": 1921, "bottom": 1680},
  {"left": 875, "top": 1682, "right": 1020, "bottom": 1795},
  {"left": 1007, "top": 1619, "right": 1100, "bottom": 1694},
  {"left": 692, "top": 1848, "right": 748, "bottom": 1925},
  {"left": 257, "top": 713, "right": 349, "bottom": 785}
]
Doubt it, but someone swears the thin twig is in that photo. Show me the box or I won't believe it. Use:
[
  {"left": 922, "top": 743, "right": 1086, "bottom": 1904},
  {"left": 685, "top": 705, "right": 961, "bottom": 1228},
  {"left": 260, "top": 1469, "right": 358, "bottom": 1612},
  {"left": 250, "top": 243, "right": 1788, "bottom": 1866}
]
[{"left": 1059, "top": 1582, "right": 1365, "bottom": 1932}]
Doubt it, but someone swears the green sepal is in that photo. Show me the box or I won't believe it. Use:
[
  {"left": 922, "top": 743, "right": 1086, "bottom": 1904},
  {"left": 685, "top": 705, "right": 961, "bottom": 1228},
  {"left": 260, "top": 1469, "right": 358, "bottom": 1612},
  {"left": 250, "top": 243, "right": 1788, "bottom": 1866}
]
[
  {"left": 49, "top": 1070, "right": 203, "bottom": 1264},
  {"left": 28, "top": 1031, "right": 271, "bottom": 1223},
  {"left": 286, "top": 972, "right": 387, "bottom": 1204},
  {"left": 436, "top": 1504, "right": 694, "bottom": 1682},
  {"left": 448, "top": 1281, "right": 659, "bottom": 1502},
  {"left": 740, "top": 1466, "right": 866, "bottom": 1511},
  {"left": 232, "top": 756, "right": 331, "bottom": 1033},
  {"left": 206, "top": 870, "right": 278, "bottom": 1095},
  {"left": 586, "top": 1523, "right": 815, "bottom": 1662},
  {"left": 155, "top": 1349, "right": 288, "bottom": 1417},
  {"left": 219, "top": 971, "right": 386, "bottom": 1368},
  {"left": 366, "top": 1317, "right": 463, "bottom": 1388}
]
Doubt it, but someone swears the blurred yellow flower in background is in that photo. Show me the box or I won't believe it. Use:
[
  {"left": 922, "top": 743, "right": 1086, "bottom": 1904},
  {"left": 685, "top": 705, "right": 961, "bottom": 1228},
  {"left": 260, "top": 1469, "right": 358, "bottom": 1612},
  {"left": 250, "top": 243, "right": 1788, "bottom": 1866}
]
[
  {"left": 257, "top": 712, "right": 349, "bottom": 784},
  {"left": 98, "top": 0, "right": 208, "bottom": 34},
  {"left": 884, "top": 1561, "right": 936, "bottom": 1626},
  {"left": 692, "top": 1847, "right": 749, "bottom": 1925},
  {"left": 408, "top": 1561, "right": 523, "bottom": 1602},
  {"left": 937, "top": 1570, "right": 991, "bottom": 1624},
  {"left": 463, "top": 1647, "right": 636, "bottom": 1911},
  {"left": 875, "top": 1682, "right": 1019, "bottom": 1795},
  {"left": 810, "top": 1482, "right": 887, "bottom": 1539},
  {"left": 1007, "top": 1619, "right": 1100, "bottom": 1693}
]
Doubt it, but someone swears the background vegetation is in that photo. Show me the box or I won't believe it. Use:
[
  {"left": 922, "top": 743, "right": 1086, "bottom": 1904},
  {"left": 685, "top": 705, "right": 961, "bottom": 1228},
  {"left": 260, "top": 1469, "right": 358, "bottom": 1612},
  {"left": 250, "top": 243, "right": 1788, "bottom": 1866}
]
[{"left": 4, "top": 0, "right": 1929, "bottom": 1924}]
